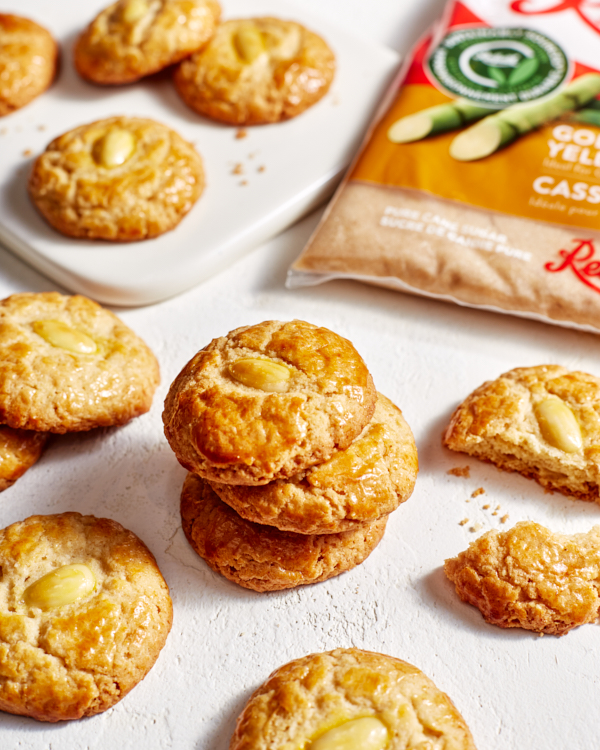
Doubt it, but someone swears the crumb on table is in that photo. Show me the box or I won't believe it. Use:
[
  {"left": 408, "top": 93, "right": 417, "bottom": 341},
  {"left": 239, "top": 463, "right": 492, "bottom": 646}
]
[
  {"left": 447, "top": 466, "right": 470, "bottom": 478},
  {"left": 500, "top": 514, "right": 509, "bottom": 524},
  {"left": 482, "top": 504, "right": 490, "bottom": 509},
  {"left": 232, "top": 163, "right": 243, "bottom": 175},
  {"left": 22, "top": 149, "right": 32, "bottom": 157},
  {"left": 459, "top": 518, "right": 469, "bottom": 526},
  {"left": 471, "top": 487, "right": 485, "bottom": 498},
  {"left": 469, "top": 523, "right": 482, "bottom": 532},
  {"left": 257, "top": 165, "right": 265, "bottom": 172},
  {"left": 235, "top": 128, "right": 247, "bottom": 139}
]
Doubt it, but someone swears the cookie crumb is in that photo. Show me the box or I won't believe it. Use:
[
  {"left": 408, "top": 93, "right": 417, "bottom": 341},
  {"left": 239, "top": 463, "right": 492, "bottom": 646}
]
[
  {"left": 22, "top": 149, "right": 32, "bottom": 157},
  {"left": 500, "top": 514, "right": 509, "bottom": 524},
  {"left": 232, "top": 163, "right": 243, "bottom": 175},
  {"left": 240, "top": 180, "right": 248, "bottom": 186},
  {"left": 257, "top": 165, "right": 265, "bottom": 172},
  {"left": 471, "top": 487, "right": 485, "bottom": 498},
  {"left": 469, "top": 523, "right": 482, "bottom": 532},
  {"left": 37, "top": 124, "right": 46, "bottom": 131},
  {"left": 459, "top": 518, "right": 469, "bottom": 526},
  {"left": 492, "top": 511, "right": 498, "bottom": 516},
  {"left": 448, "top": 466, "right": 470, "bottom": 478},
  {"left": 495, "top": 504, "right": 501, "bottom": 510},
  {"left": 482, "top": 504, "right": 490, "bottom": 509},
  {"left": 235, "top": 128, "right": 247, "bottom": 139}
]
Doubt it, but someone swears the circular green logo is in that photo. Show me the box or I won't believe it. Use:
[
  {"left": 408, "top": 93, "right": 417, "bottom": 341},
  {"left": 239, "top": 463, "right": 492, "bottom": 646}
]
[{"left": 428, "top": 28, "right": 568, "bottom": 108}]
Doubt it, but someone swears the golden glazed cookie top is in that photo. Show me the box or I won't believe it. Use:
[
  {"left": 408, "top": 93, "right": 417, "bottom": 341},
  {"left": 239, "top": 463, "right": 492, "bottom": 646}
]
[
  {"left": 443, "top": 364, "right": 600, "bottom": 501},
  {"left": 0, "top": 292, "right": 160, "bottom": 432},
  {"left": 229, "top": 648, "right": 477, "bottom": 750},
  {"left": 0, "top": 14, "right": 58, "bottom": 116},
  {"left": 0, "top": 512, "right": 173, "bottom": 722},
  {"left": 75, "top": 0, "right": 221, "bottom": 84},
  {"left": 174, "top": 17, "right": 336, "bottom": 124},
  {"left": 445, "top": 521, "right": 600, "bottom": 636},
  {"left": 163, "top": 319, "right": 377, "bottom": 484},
  {"left": 28, "top": 116, "right": 204, "bottom": 241},
  {"left": 0, "top": 426, "right": 48, "bottom": 492},
  {"left": 209, "top": 393, "right": 418, "bottom": 534},
  {"left": 181, "top": 474, "right": 387, "bottom": 592}
]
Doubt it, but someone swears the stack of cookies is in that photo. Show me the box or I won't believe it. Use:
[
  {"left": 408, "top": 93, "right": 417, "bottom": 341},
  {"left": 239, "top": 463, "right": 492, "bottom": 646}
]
[{"left": 163, "top": 319, "right": 418, "bottom": 592}]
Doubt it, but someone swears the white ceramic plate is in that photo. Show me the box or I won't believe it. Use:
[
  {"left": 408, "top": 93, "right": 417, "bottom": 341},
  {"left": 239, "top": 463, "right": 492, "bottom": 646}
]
[{"left": 0, "top": 0, "right": 398, "bottom": 306}]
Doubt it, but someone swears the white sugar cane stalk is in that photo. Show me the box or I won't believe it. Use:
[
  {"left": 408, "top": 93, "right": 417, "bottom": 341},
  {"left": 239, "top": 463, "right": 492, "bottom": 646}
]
[
  {"left": 387, "top": 99, "right": 492, "bottom": 143},
  {"left": 449, "top": 72, "right": 600, "bottom": 161}
]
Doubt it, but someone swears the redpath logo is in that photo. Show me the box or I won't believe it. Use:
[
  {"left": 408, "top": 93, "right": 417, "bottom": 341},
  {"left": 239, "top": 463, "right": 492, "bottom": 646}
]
[
  {"left": 511, "top": 0, "right": 600, "bottom": 34},
  {"left": 545, "top": 238, "right": 600, "bottom": 292}
]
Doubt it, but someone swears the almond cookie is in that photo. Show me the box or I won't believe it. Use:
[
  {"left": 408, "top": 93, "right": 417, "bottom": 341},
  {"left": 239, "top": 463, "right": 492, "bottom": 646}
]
[
  {"left": 0, "top": 512, "right": 172, "bottom": 722},
  {"left": 209, "top": 393, "right": 418, "bottom": 534},
  {"left": 0, "top": 14, "right": 58, "bottom": 116},
  {"left": 0, "top": 426, "right": 49, "bottom": 491},
  {"left": 173, "top": 17, "right": 336, "bottom": 125},
  {"left": 0, "top": 292, "right": 159, "bottom": 433},
  {"left": 229, "top": 648, "right": 477, "bottom": 749},
  {"left": 74, "top": 0, "right": 221, "bottom": 85},
  {"left": 163, "top": 319, "right": 377, "bottom": 485},
  {"left": 28, "top": 116, "right": 204, "bottom": 241},
  {"left": 443, "top": 365, "right": 600, "bottom": 502},
  {"left": 445, "top": 521, "right": 600, "bottom": 636},
  {"left": 181, "top": 474, "right": 386, "bottom": 592}
]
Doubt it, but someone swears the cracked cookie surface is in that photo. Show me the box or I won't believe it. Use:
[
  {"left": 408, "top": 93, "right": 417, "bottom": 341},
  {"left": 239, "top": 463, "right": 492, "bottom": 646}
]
[
  {"left": 210, "top": 393, "right": 418, "bottom": 534},
  {"left": 0, "top": 14, "right": 58, "bottom": 116},
  {"left": 163, "top": 319, "right": 376, "bottom": 485},
  {"left": 174, "top": 17, "right": 335, "bottom": 124},
  {"left": 75, "top": 0, "right": 221, "bottom": 84},
  {"left": 445, "top": 521, "right": 600, "bottom": 636},
  {"left": 181, "top": 474, "right": 386, "bottom": 591},
  {"left": 444, "top": 365, "right": 600, "bottom": 502},
  {"left": 229, "top": 648, "right": 477, "bottom": 750},
  {"left": 0, "top": 292, "right": 160, "bottom": 432},
  {"left": 28, "top": 116, "right": 204, "bottom": 241},
  {"left": 0, "top": 512, "right": 172, "bottom": 722}
]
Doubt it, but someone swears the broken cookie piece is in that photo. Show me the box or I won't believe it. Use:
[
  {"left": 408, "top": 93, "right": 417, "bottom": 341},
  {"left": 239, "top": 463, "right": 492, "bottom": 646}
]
[
  {"left": 443, "top": 365, "right": 600, "bottom": 503},
  {"left": 445, "top": 521, "right": 600, "bottom": 636}
]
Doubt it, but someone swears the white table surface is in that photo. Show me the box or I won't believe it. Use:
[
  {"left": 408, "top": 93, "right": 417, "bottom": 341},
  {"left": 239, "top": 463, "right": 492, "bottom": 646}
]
[{"left": 2, "top": 1, "right": 600, "bottom": 749}]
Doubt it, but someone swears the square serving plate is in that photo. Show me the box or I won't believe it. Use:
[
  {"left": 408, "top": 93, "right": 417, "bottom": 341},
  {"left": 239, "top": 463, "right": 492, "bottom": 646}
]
[{"left": 0, "top": 0, "right": 399, "bottom": 306}]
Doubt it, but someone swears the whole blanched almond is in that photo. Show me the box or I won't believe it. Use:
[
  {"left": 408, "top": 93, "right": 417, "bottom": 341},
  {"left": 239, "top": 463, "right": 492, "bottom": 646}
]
[{"left": 534, "top": 396, "right": 582, "bottom": 453}]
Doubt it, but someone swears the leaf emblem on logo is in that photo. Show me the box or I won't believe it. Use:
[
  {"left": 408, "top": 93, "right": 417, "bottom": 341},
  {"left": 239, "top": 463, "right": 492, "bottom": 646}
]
[
  {"left": 488, "top": 66, "right": 507, "bottom": 85},
  {"left": 508, "top": 57, "right": 540, "bottom": 85}
]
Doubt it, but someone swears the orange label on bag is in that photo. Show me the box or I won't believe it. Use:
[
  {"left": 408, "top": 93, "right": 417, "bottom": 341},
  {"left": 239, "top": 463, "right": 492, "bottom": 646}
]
[{"left": 351, "top": 82, "right": 600, "bottom": 231}]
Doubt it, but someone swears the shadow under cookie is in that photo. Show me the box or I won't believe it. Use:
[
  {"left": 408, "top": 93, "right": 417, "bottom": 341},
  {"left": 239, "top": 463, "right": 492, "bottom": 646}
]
[{"left": 180, "top": 473, "right": 387, "bottom": 592}]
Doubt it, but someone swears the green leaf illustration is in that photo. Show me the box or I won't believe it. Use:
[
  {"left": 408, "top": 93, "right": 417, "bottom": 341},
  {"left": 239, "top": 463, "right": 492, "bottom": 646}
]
[
  {"left": 488, "top": 66, "right": 506, "bottom": 85},
  {"left": 508, "top": 57, "right": 539, "bottom": 86}
]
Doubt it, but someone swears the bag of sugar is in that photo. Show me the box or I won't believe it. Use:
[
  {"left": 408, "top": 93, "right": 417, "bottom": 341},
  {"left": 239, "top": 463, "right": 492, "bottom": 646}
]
[{"left": 288, "top": 0, "right": 600, "bottom": 332}]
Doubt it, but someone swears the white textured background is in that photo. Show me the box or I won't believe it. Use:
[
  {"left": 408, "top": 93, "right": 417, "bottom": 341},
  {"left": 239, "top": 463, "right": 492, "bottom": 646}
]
[{"left": 1, "top": 1, "right": 600, "bottom": 749}]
